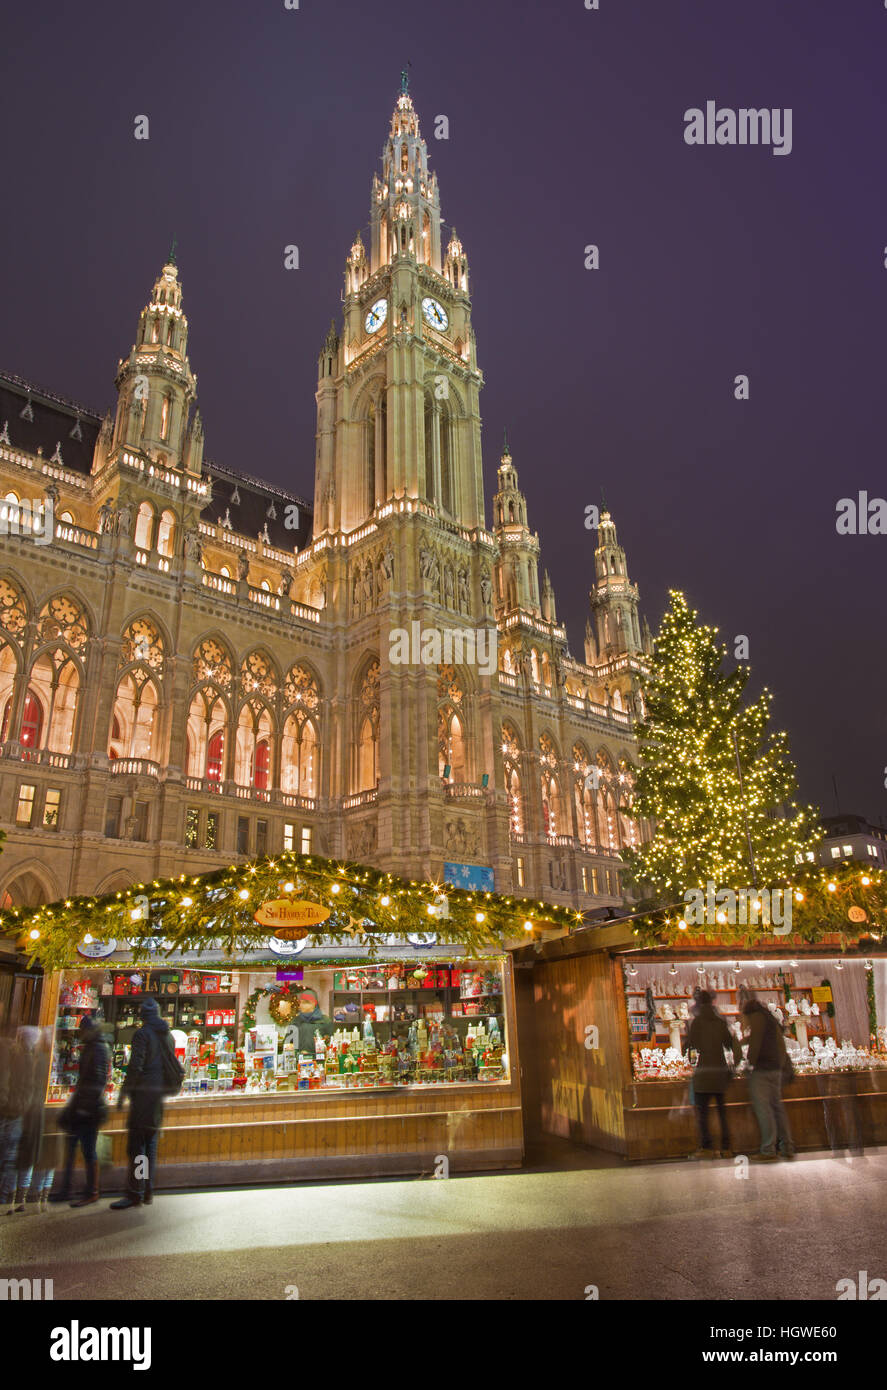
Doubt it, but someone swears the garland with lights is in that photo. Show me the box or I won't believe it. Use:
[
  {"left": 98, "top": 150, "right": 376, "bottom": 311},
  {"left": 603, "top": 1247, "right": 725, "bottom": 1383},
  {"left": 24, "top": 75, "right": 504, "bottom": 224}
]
[
  {"left": 7, "top": 850, "right": 583, "bottom": 972},
  {"left": 623, "top": 860, "right": 887, "bottom": 949}
]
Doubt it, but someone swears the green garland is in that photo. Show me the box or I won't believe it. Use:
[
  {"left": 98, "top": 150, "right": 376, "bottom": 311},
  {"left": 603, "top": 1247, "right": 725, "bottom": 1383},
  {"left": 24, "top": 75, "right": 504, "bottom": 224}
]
[
  {"left": 625, "top": 860, "right": 887, "bottom": 949},
  {"left": 10, "top": 849, "right": 582, "bottom": 972},
  {"left": 867, "top": 968, "right": 878, "bottom": 1040},
  {"left": 821, "top": 979, "right": 836, "bottom": 1019}
]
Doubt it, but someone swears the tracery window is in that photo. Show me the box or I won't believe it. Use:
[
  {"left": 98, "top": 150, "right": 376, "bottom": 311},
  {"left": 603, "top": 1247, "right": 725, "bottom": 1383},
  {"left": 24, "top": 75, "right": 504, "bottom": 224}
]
[{"left": 193, "top": 638, "right": 233, "bottom": 690}]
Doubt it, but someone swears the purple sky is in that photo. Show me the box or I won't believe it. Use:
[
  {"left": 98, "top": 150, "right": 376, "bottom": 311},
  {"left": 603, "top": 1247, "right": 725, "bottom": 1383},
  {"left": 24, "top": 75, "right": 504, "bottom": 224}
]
[{"left": 1, "top": 0, "right": 884, "bottom": 822}]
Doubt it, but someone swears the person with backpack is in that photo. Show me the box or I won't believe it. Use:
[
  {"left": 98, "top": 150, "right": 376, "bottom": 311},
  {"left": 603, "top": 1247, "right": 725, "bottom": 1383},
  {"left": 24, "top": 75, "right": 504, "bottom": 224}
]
[
  {"left": 111, "top": 997, "right": 183, "bottom": 1209},
  {"left": 742, "top": 997, "right": 796, "bottom": 1161}
]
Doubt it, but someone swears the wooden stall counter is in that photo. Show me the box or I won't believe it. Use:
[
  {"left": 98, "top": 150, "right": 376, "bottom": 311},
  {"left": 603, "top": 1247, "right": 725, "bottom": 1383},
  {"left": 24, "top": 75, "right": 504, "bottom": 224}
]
[
  {"left": 44, "top": 1079, "right": 523, "bottom": 1189},
  {"left": 622, "top": 1069, "right": 887, "bottom": 1160}
]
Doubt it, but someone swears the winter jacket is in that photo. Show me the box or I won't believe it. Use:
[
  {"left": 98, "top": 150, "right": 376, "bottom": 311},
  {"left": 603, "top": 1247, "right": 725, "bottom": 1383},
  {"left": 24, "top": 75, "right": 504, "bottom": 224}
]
[
  {"left": 283, "top": 1007, "right": 334, "bottom": 1053},
  {"left": 120, "top": 1014, "right": 172, "bottom": 1130},
  {"left": 0, "top": 1036, "right": 31, "bottom": 1119},
  {"left": 684, "top": 1005, "right": 741, "bottom": 1093},
  {"left": 745, "top": 1002, "right": 788, "bottom": 1072},
  {"left": 70, "top": 1027, "right": 110, "bottom": 1123}
]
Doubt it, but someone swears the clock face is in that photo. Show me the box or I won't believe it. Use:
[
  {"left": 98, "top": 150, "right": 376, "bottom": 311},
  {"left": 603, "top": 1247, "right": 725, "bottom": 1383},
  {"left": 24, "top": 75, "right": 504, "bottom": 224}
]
[
  {"left": 421, "top": 297, "right": 449, "bottom": 331},
  {"left": 365, "top": 299, "right": 388, "bottom": 334}
]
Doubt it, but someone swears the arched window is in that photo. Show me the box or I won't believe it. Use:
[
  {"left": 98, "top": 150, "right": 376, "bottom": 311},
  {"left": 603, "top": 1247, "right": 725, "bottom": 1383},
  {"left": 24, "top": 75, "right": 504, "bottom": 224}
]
[
  {"left": 28, "top": 652, "right": 79, "bottom": 754},
  {"left": 539, "top": 733, "right": 561, "bottom": 838},
  {"left": 159, "top": 396, "right": 170, "bottom": 441},
  {"left": 156, "top": 510, "right": 175, "bottom": 558},
  {"left": 206, "top": 729, "right": 224, "bottom": 782},
  {"left": 254, "top": 739, "right": 270, "bottom": 790},
  {"left": 234, "top": 700, "right": 274, "bottom": 789},
  {"left": 281, "top": 715, "right": 318, "bottom": 797},
  {"left": 501, "top": 723, "right": 523, "bottom": 835},
  {"left": 109, "top": 672, "right": 159, "bottom": 761},
  {"left": 1, "top": 689, "right": 42, "bottom": 748},
  {"left": 134, "top": 502, "right": 154, "bottom": 550},
  {"left": 439, "top": 409, "right": 452, "bottom": 514},
  {"left": 355, "top": 660, "right": 380, "bottom": 792}
]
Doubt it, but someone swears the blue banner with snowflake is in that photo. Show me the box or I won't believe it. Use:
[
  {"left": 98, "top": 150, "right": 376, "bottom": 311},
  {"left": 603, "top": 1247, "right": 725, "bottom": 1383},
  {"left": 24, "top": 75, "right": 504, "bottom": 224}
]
[{"left": 443, "top": 862, "right": 495, "bottom": 891}]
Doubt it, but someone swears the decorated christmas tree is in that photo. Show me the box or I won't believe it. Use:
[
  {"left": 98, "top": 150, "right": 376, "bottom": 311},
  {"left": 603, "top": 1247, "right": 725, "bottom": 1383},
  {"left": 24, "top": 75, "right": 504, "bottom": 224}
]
[{"left": 621, "top": 590, "right": 819, "bottom": 903}]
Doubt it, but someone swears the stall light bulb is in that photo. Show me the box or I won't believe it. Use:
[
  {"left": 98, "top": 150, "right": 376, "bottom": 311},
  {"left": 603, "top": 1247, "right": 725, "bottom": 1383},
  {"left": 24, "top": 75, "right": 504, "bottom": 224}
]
[
  {"left": 678, "top": 919, "right": 687, "bottom": 931},
  {"left": 83, "top": 934, "right": 93, "bottom": 945},
  {"left": 238, "top": 890, "right": 249, "bottom": 901},
  {"left": 426, "top": 904, "right": 436, "bottom": 916},
  {"left": 331, "top": 883, "right": 341, "bottom": 894},
  {"left": 523, "top": 921, "right": 533, "bottom": 932},
  {"left": 475, "top": 911, "right": 486, "bottom": 923},
  {"left": 283, "top": 882, "right": 294, "bottom": 893},
  {"left": 794, "top": 891, "right": 804, "bottom": 903},
  {"left": 827, "top": 882, "right": 837, "bottom": 893},
  {"left": 716, "top": 911, "right": 727, "bottom": 925},
  {"left": 862, "top": 876, "right": 871, "bottom": 887},
  {"left": 380, "top": 895, "right": 391, "bottom": 907},
  {"left": 29, "top": 929, "right": 39, "bottom": 940},
  {"left": 181, "top": 897, "right": 192, "bottom": 908}
]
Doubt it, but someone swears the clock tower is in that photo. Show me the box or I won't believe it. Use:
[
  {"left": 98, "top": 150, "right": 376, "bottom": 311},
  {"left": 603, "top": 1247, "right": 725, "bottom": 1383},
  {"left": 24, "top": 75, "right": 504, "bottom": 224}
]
[{"left": 313, "top": 75, "right": 485, "bottom": 536}]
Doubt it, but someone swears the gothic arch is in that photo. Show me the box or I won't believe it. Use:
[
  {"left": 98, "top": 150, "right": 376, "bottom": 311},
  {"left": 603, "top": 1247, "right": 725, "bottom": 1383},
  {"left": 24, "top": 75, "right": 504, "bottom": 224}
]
[
  {"left": 0, "top": 859, "right": 61, "bottom": 909},
  {"left": 35, "top": 589, "right": 92, "bottom": 651},
  {"left": 191, "top": 632, "right": 235, "bottom": 695},
  {"left": 94, "top": 868, "right": 139, "bottom": 896},
  {"left": 349, "top": 373, "right": 387, "bottom": 422},
  {"left": 120, "top": 609, "right": 172, "bottom": 661},
  {"left": 0, "top": 572, "right": 34, "bottom": 636}
]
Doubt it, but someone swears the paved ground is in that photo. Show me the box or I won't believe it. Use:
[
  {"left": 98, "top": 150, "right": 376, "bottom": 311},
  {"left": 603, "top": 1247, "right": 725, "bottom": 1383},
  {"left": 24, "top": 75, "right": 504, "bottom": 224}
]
[{"left": 2, "top": 1139, "right": 884, "bottom": 1300}]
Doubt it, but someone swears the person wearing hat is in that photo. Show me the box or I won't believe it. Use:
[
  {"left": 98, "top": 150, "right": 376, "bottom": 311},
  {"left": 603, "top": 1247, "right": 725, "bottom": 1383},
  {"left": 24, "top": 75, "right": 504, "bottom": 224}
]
[
  {"left": 51, "top": 1015, "right": 110, "bottom": 1207},
  {"left": 111, "top": 997, "right": 170, "bottom": 1209},
  {"left": 282, "top": 988, "right": 333, "bottom": 1053}
]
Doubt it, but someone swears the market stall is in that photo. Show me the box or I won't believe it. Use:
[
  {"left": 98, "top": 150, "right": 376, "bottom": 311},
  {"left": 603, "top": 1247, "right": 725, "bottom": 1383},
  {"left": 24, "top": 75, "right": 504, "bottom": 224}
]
[{"left": 19, "top": 850, "right": 578, "bottom": 1186}]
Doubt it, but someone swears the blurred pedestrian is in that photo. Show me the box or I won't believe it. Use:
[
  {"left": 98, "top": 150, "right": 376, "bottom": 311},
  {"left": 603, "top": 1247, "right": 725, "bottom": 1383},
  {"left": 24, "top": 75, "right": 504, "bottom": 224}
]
[
  {"left": 742, "top": 997, "right": 795, "bottom": 1161},
  {"left": 684, "top": 990, "right": 741, "bottom": 1158},
  {"left": 111, "top": 998, "right": 177, "bottom": 1208},
  {"left": 52, "top": 1015, "right": 110, "bottom": 1206},
  {"left": 9, "top": 1026, "right": 53, "bottom": 1213},
  {"left": 0, "top": 1012, "right": 30, "bottom": 1214}
]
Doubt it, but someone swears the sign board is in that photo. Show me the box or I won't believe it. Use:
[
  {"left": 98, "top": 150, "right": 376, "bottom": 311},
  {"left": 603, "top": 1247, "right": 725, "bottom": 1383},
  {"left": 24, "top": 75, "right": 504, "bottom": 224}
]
[
  {"left": 254, "top": 900, "right": 330, "bottom": 931},
  {"left": 443, "top": 862, "right": 495, "bottom": 891},
  {"left": 276, "top": 969, "right": 304, "bottom": 981},
  {"left": 77, "top": 938, "right": 117, "bottom": 959},
  {"left": 812, "top": 985, "right": 833, "bottom": 1005}
]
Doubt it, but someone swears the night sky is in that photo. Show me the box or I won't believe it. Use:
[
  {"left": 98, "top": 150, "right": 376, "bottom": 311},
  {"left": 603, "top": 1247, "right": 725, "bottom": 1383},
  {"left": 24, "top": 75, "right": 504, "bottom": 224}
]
[{"left": 1, "top": 0, "right": 884, "bottom": 822}]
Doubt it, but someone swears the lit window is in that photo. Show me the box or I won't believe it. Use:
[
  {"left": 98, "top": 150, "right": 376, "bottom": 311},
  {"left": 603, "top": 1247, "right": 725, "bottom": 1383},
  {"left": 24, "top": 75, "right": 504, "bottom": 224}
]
[
  {"left": 104, "top": 795, "right": 123, "bottom": 839},
  {"left": 43, "top": 787, "right": 61, "bottom": 829},
  {"left": 591, "top": 867, "right": 600, "bottom": 894},
  {"left": 805, "top": 852, "right": 814, "bottom": 862},
  {"left": 830, "top": 847, "right": 840, "bottom": 859},
  {"left": 237, "top": 817, "right": 249, "bottom": 855},
  {"left": 301, "top": 825, "right": 312, "bottom": 854},
  {"left": 581, "top": 866, "right": 589, "bottom": 893},
  {"left": 842, "top": 845, "right": 853, "bottom": 856},
  {"left": 160, "top": 397, "right": 170, "bottom": 440},
  {"left": 256, "top": 819, "right": 268, "bottom": 856},
  {"left": 205, "top": 812, "right": 219, "bottom": 850},
  {"left": 16, "top": 784, "right": 35, "bottom": 826},
  {"left": 185, "top": 807, "right": 199, "bottom": 848},
  {"left": 284, "top": 822, "right": 295, "bottom": 852},
  {"left": 516, "top": 856, "right": 525, "bottom": 888}
]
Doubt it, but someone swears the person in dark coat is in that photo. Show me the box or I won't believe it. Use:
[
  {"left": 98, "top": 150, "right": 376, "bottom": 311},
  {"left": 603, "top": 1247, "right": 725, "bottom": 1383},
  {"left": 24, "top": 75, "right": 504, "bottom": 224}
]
[
  {"left": 282, "top": 988, "right": 334, "bottom": 1053},
  {"left": 111, "top": 997, "right": 170, "bottom": 1208},
  {"left": 683, "top": 991, "right": 741, "bottom": 1158},
  {"left": 742, "top": 998, "right": 795, "bottom": 1160},
  {"left": 52, "top": 1015, "right": 110, "bottom": 1207}
]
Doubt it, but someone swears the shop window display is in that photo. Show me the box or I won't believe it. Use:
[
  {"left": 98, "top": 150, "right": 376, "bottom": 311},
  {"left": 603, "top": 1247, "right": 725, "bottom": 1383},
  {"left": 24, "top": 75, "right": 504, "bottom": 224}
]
[
  {"left": 624, "top": 957, "right": 887, "bottom": 1082},
  {"left": 47, "top": 960, "right": 509, "bottom": 1103}
]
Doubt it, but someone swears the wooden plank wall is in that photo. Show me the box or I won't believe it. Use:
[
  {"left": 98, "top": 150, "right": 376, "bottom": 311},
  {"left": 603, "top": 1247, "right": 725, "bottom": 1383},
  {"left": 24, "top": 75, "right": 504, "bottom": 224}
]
[{"left": 533, "top": 951, "right": 631, "bottom": 1152}]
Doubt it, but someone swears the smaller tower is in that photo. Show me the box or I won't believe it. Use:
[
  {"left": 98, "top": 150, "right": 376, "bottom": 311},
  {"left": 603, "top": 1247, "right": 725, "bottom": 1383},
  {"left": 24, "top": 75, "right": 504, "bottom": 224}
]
[
  {"left": 587, "top": 505, "right": 644, "bottom": 659},
  {"left": 492, "top": 438, "right": 541, "bottom": 615},
  {"left": 112, "top": 255, "right": 200, "bottom": 472}
]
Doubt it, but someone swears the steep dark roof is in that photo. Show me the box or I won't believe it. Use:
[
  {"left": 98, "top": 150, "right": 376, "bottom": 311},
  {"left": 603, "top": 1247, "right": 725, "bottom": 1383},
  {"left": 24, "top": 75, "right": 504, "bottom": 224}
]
[
  {"left": 0, "top": 371, "right": 314, "bottom": 550},
  {"left": 0, "top": 372, "right": 103, "bottom": 476},
  {"left": 203, "top": 459, "right": 312, "bottom": 553}
]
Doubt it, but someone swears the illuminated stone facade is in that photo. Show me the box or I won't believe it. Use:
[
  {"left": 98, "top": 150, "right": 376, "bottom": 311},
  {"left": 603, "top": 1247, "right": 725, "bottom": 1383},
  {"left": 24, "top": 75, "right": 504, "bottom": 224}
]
[{"left": 0, "top": 85, "right": 651, "bottom": 925}]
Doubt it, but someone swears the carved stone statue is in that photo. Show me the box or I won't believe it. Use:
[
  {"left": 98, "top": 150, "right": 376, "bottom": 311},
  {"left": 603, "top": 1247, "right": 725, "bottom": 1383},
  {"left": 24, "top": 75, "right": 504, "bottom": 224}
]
[
  {"left": 116, "top": 503, "right": 133, "bottom": 538},
  {"left": 457, "top": 568, "right": 469, "bottom": 613},
  {"left": 97, "top": 499, "right": 115, "bottom": 535},
  {"left": 279, "top": 567, "right": 294, "bottom": 597},
  {"left": 184, "top": 528, "right": 203, "bottom": 563},
  {"left": 444, "top": 566, "right": 454, "bottom": 608},
  {"left": 480, "top": 574, "right": 492, "bottom": 613},
  {"left": 237, "top": 549, "right": 250, "bottom": 582},
  {"left": 419, "top": 540, "right": 434, "bottom": 579}
]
